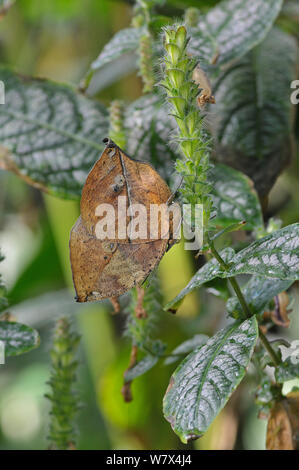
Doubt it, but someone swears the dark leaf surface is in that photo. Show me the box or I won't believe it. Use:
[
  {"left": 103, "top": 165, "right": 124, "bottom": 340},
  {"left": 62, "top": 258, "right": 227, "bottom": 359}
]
[
  {"left": 211, "top": 164, "right": 263, "bottom": 230},
  {"left": 124, "top": 93, "right": 177, "bottom": 181},
  {"left": 0, "top": 68, "right": 108, "bottom": 199},
  {"left": 163, "top": 317, "right": 258, "bottom": 442},
  {"left": 211, "top": 28, "right": 297, "bottom": 197},
  {"left": 165, "top": 335, "right": 209, "bottom": 366},
  {"left": 227, "top": 224, "right": 299, "bottom": 280},
  {"left": 189, "top": 0, "right": 283, "bottom": 65}
]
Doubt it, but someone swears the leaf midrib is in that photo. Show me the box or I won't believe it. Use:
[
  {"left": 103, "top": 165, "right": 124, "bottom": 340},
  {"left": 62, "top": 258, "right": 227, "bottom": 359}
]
[{"left": 193, "top": 322, "right": 240, "bottom": 432}]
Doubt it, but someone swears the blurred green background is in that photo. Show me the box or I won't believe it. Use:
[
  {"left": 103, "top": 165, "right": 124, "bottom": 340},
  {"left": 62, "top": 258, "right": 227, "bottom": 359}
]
[{"left": 0, "top": 0, "right": 298, "bottom": 450}]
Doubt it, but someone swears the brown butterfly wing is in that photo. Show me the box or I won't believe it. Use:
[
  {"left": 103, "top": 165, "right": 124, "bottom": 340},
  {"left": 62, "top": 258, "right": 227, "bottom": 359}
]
[
  {"left": 70, "top": 139, "right": 172, "bottom": 302},
  {"left": 80, "top": 144, "right": 172, "bottom": 242},
  {"left": 70, "top": 219, "right": 168, "bottom": 301}
]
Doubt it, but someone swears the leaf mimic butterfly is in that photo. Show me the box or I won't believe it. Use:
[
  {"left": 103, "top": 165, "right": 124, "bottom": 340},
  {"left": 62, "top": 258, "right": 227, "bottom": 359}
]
[{"left": 70, "top": 138, "right": 179, "bottom": 303}]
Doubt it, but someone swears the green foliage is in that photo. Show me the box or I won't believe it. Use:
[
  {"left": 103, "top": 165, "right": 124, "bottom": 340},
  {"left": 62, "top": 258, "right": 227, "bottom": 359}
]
[
  {"left": 0, "top": 67, "right": 108, "bottom": 199},
  {"left": 0, "top": 0, "right": 298, "bottom": 450},
  {"left": 255, "top": 376, "right": 282, "bottom": 416},
  {"left": 89, "top": 27, "right": 143, "bottom": 92},
  {"left": 124, "top": 354, "right": 158, "bottom": 382},
  {"left": 46, "top": 317, "right": 80, "bottom": 450},
  {"left": 91, "top": 27, "right": 143, "bottom": 73},
  {"left": 212, "top": 27, "right": 298, "bottom": 197},
  {"left": 211, "top": 164, "right": 263, "bottom": 230},
  {"left": 226, "top": 223, "right": 299, "bottom": 280},
  {"left": 226, "top": 276, "right": 293, "bottom": 319},
  {"left": 164, "top": 334, "right": 208, "bottom": 365},
  {"left": 275, "top": 358, "right": 299, "bottom": 383},
  {"left": 0, "top": 251, "right": 40, "bottom": 358},
  {"left": 124, "top": 93, "right": 177, "bottom": 180},
  {"left": 166, "top": 224, "right": 299, "bottom": 312},
  {"left": 163, "top": 317, "right": 258, "bottom": 443},
  {"left": 188, "top": 0, "right": 283, "bottom": 65},
  {"left": 87, "top": 0, "right": 284, "bottom": 89},
  {"left": 0, "top": 321, "right": 40, "bottom": 356}
]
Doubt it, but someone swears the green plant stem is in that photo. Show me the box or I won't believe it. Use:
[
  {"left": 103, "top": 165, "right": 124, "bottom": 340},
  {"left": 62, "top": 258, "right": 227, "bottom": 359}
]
[
  {"left": 258, "top": 329, "right": 280, "bottom": 367},
  {"left": 208, "top": 239, "right": 281, "bottom": 367}
]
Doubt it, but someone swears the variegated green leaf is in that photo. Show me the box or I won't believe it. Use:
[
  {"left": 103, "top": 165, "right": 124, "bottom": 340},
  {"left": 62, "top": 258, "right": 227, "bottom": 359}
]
[
  {"left": 0, "top": 321, "right": 40, "bottom": 356},
  {"left": 125, "top": 93, "right": 177, "bottom": 180},
  {"left": 211, "top": 28, "right": 297, "bottom": 197},
  {"left": 0, "top": 67, "right": 108, "bottom": 199},
  {"left": 189, "top": 0, "right": 283, "bottom": 65},
  {"left": 211, "top": 164, "right": 263, "bottom": 230},
  {"left": 165, "top": 334, "right": 209, "bottom": 366},
  {"left": 227, "top": 224, "right": 299, "bottom": 280},
  {"left": 163, "top": 317, "right": 258, "bottom": 443}
]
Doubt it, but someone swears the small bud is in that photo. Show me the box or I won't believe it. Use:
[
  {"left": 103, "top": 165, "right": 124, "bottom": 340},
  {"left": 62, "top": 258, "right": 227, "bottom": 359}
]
[
  {"left": 175, "top": 26, "right": 187, "bottom": 50},
  {"left": 164, "top": 28, "right": 175, "bottom": 44}
]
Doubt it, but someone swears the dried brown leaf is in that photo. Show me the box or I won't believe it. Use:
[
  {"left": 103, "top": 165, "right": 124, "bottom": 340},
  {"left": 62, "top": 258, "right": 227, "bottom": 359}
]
[{"left": 266, "top": 393, "right": 299, "bottom": 450}]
